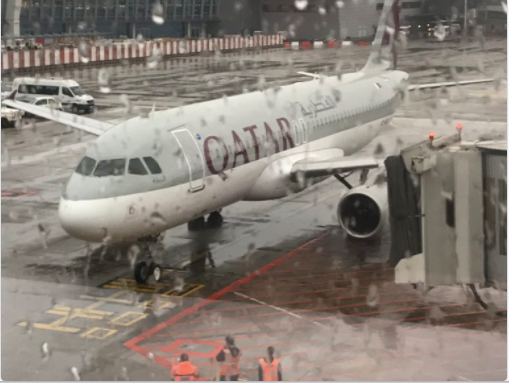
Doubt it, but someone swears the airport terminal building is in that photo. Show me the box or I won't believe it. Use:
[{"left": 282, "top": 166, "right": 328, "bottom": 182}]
[
  {"left": 2, "top": 0, "right": 505, "bottom": 40},
  {"left": 2, "top": 0, "right": 384, "bottom": 40}
]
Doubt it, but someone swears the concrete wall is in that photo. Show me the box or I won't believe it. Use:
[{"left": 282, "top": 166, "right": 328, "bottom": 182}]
[
  {"left": 262, "top": 11, "right": 338, "bottom": 40},
  {"left": 219, "top": 0, "right": 261, "bottom": 35},
  {"left": 338, "top": 2, "right": 378, "bottom": 39},
  {"left": 3, "top": 0, "right": 22, "bottom": 36}
]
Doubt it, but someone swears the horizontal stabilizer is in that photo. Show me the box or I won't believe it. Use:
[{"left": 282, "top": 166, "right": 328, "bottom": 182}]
[
  {"left": 408, "top": 78, "right": 494, "bottom": 91},
  {"left": 2, "top": 99, "right": 112, "bottom": 136},
  {"left": 297, "top": 71, "right": 321, "bottom": 79}
]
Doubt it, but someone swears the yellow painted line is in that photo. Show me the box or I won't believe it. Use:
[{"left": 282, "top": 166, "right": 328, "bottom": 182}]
[
  {"left": 81, "top": 327, "right": 117, "bottom": 339},
  {"left": 18, "top": 321, "right": 81, "bottom": 333},
  {"left": 110, "top": 311, "right": 149, "bottom": 326},
  {"left": 161, "top": 284, "right": 205, "bottom": 298},
  {"left": 181, "top": 284, "right": 204, "bottom": 297}
]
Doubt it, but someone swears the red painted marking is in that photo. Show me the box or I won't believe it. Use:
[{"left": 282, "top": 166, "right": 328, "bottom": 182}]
[
  {"left": 235, "top": 273, "right": 388, "bottom": 290},
  {"left": 157, "top": 339, "right": 223, "bottom": 358},
  {"left": 1, "top": 189, "right": 38, "bottom": 198},
  {"left": 124, "top": 232, "right": 327, "bottom": 366}
]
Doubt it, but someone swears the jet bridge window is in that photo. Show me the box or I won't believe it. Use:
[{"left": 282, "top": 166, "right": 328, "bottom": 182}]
[
  {"left": 93, "top": 159, "right": 126, "bottom": 177},
  {"left": 128, "top": 158, "right": 148, "bottom": 175},
  {"left": 143, "top": 156, "right": 162, "bottom": 174},
  {"left": 75, "top": 156, "right": 97, "bottom": 176}
]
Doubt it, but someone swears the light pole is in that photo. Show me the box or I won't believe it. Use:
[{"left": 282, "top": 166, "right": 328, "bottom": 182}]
[{"left": 464, "top": 0, "right": 467, "bottom": 33}]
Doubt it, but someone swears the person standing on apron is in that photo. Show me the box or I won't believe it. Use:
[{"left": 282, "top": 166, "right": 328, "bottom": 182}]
[
  {"left": 258, "top": 346, "right": 282, "bottom": 381},
  {"left": 216, "top": 335, "right": 241, "bottom": 381}
]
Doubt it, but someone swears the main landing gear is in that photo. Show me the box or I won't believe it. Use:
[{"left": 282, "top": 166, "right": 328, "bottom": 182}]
[
  {"left": 133, "top": 233, "right": 164, "bottom": 284},
  {"left": 187, "top": 210, "right": 223, "bottom": 231}
]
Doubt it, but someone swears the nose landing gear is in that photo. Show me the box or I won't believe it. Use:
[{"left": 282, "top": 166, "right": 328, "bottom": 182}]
[
  {"left": 133, "top": 233, "right": 164, "bottom": 284},
  {"left": 134, "top": 260, "right": 163, "bottom": 284}
]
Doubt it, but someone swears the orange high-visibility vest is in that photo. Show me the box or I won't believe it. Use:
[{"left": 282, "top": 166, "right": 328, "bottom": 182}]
[
  {"left": 219, "top": 348, "right": 241, "bottom": 376},
  {"left": 172, "top": 361, "right": 198, "bottom": 381},
  {"left": 259, "top": 358, "right": 280, "bottom": 381}
]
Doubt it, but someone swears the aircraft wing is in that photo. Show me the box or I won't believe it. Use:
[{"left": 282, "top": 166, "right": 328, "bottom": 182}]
[
  {"left": 2, "top": 99, "right": 112, "bottom": 136},
  {"left": 408, "top": 78, "right": 494, "bottom": 91},
  {"left": 291, "top": 156, "right": 381, "bottom": 179}
]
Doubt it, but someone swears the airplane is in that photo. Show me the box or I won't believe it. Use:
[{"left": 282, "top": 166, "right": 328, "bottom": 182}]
[{"left": 3, "top": 0, "right": 493, "bottom": 284}]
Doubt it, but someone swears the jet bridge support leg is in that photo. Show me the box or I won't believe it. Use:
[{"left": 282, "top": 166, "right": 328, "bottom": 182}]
[{"left": 333, "top": 173, "right": 353, "bottom": 189}]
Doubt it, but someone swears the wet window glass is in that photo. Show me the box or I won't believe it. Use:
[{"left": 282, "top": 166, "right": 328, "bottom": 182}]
[
  {"left": 35, "top": 99, "right": 47, "bottom": 105},
  {"left": 75, "top": 156, "right": 96, "bottom": 176},
  {"left": 62, "top": 87, "right": 73, "bottom": 97},
  {"left": 128, "top": 158, "right": 148, "bottom": 175},
  {"left": 143, "top": 156, "right": 162, "bottom": 174},
  {"left": 93, "top": 159, "right": 126, "bottom": 177},
  {"left": 70, "top": 86, "right": 86, "bottom": 96}
]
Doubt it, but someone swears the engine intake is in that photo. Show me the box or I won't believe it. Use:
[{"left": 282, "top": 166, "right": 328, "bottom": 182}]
[{"left": 337, "top": 184, "right": 387, "bottom": 239}]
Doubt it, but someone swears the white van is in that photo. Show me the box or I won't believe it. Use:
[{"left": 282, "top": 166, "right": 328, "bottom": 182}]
[{"left": 12, "top": 77, "right": 95, "bottom": 114}]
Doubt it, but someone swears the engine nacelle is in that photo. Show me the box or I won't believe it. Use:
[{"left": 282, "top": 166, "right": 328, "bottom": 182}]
[{"left": 337, "top": 183, "right": 388, "bottom": 239}]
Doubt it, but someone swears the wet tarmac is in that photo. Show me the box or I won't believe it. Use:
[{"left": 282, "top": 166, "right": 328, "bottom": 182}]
[{"left": 1, "top": 38, "right": 507, "bottom": 380}]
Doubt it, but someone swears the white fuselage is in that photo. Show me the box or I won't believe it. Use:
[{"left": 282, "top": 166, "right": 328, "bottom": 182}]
[{"left": 58, "top": 70, "right": 407, "bottom": 243}]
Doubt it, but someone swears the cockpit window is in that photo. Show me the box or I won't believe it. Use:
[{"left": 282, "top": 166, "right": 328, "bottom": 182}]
[
  {"left": 128, "top": 158, "right": 148, "bottom": 175},
  {"left": 93, "top": 159, "right": 126, "bottom": 177},
  {"left": 143, "top": 157, "right": 162, "bottom": 174},
  {"left": 75, "top": 156, "right": 96, "bottom": 176}
]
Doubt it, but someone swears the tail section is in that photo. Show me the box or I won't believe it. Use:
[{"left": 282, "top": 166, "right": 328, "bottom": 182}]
[{"left": 361, "top": 0, "right": 400, "bottom": 73}]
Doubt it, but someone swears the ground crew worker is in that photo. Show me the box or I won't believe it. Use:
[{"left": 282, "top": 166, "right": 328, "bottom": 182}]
[
  {"left": 258, "top": 346, "right": 282, "bottom": 381},
  {"left": 216, "top": 335, "right": 241, "bottom": 381},
  {"left": 171, "top": 353, "right": 199, "bottom": 381}
]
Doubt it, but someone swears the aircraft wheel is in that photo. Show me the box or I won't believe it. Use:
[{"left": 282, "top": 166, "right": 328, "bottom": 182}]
[
  {"left": 150, "top": 263, "right": 162, "bottom": 282},
  {"left": 134, "top": 261, "right": 151, "bottom": 284},
  {"left": 207, "top": 212, "right": 223, "bottom": 228}
]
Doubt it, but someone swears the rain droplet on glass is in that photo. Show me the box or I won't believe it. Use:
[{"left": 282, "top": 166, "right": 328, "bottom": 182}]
[
  {"left": 78, "top": 41, "right": 90, "bottom": 63},
  {"left": 294, "top": 0, "right": 308, "bottom": 11},
  {"left": 71, "top": 367, "right": 81, "bottom": 381},
  {"left": 151, "top": 2, "right": 165, "bottom": 24},
  {"left": 97, "top": 68, "right": 111, "bottom": 93}
]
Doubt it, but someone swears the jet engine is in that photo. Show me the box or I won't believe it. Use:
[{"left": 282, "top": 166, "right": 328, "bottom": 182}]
[{"left": 337, "top": 183, "right": 388, "bottom": 239}]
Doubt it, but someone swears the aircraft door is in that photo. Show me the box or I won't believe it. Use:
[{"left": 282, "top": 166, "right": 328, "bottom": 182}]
[
  {"left": 172, "top": 129, "right": 205, "bottom": 192},
  {"left": 299, "top": 118, "right": 308, "bottom": 143}
]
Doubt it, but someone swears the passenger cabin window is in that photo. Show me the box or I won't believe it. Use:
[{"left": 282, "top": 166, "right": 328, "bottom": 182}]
[
  {"left": 143, "top": 156, "right": 162, "bottom": 174},
  {"left": 128, "top": 158, "right": 148, "bottom": 175},
  {"left": 93, "top": 159, "right": 126, "bottom": 177},
  {"left": 62, "top": 87, "right": 73, "bottom": 97},
  {"left": 75, "top": 156, "right": 96, "bottom": 176},
  {"left": 35, "top": 99, "right": 47, "bottom": 105}
]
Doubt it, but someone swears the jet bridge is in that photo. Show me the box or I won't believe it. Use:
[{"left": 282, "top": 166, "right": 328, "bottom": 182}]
[{"left": 385, "top": 134, "right": 507, "bottom": 290}]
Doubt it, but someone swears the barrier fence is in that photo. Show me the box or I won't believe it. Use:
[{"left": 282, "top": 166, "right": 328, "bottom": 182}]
[{"left": 1, "top": 35, "right": 284, "bottom": 71}]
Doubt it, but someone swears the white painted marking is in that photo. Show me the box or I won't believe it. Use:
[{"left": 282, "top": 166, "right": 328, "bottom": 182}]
[
  {"left": 34, "top": 50, "right": 41, "bottom": 66},
  {"left": 3, "top": 52, "right": 9, "bottom": 70},
  {"left": 23, "top": 50, "right": 30, "bottom": 68},
  {"left": 233, "top": 292, "right": 327, "bottom": 328}
]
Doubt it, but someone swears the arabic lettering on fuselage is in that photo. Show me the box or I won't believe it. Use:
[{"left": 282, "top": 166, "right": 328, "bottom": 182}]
[
  {"left": 203, "top": 117, "right": 295, "bottom": 175},
  {"left": 298, "top": 95, "right": 338, "bottom": 117}
]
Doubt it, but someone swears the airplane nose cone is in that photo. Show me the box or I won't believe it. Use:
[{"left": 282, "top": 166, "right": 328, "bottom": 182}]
[{"left": 58, "top": 197, "right": 113, "bottom": 243}]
